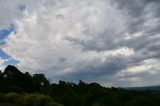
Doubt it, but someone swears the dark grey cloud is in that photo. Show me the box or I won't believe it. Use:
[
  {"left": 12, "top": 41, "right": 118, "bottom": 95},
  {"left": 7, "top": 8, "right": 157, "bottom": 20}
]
[
  {"left": 113, "top": 0, "right": 160, "bottom": 32},
  {"left": 57, "top": 55, "right": 132, "bottom": 81},
  {"left": 65, "top": 29, "right": 123, "bottom": 51},
  {"left": 1, "top": 0, "right": 160, "bottom": 87},
  {"left": 62, "top": 0, "right": 160, "bottom": 84},
  {"left": 67, "top": 0, "right": 160, "bottom": 53}
]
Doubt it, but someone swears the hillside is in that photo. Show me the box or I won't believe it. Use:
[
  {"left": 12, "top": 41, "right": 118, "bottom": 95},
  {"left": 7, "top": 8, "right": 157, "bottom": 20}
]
[{"left": 125, "top": 86, "right": 160, "bottom": 92}]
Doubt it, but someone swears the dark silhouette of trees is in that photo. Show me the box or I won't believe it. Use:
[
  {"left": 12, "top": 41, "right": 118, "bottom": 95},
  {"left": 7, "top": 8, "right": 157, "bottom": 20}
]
[{"left": 0, "top": 65, "right": 160, "bottom": 106}]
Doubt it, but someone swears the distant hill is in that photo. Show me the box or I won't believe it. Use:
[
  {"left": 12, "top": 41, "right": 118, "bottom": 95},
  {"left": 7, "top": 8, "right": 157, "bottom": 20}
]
[{"left": 125, "top": 86, "right": 160, "bottom": 92}]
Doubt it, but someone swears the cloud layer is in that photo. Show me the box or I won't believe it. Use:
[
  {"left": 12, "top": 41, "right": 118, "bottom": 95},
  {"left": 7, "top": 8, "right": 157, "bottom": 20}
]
[{"left": 1, "top": 0, "right": 160, "bottom": 87}]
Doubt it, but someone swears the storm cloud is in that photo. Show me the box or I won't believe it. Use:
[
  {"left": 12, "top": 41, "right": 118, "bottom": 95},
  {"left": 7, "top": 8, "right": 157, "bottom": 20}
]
[{"left": 0, "top": 0, "right": 160, "bottom": 87}]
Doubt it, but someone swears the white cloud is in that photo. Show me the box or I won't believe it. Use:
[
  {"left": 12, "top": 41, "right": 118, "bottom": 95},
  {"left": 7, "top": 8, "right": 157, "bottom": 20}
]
[
  {"left": 1, "top": 0, "right": 160, "bottom": 86},
  {"left": 0, "top": 57, "right": 5, "bottom": 71},
  {"left": 3, "top": 0, "right": 126, "bottom": 77},
  {"left": 107, "top": 59, "right": 160, "bottom": 87}
]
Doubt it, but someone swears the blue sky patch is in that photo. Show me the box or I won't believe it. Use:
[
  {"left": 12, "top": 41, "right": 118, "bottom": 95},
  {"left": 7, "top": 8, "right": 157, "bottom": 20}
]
[
  {"left": 0, "top": 49, "right": 11, "bottom": 59},
  {"left": 0, "top": 24, "right": 15, "bottom": 40},
  {"left": 0, "top": 24, "right": 17, "bottom": 66},
  {"left": 0, "top": 49, "right": 19, "bottom": 66}
]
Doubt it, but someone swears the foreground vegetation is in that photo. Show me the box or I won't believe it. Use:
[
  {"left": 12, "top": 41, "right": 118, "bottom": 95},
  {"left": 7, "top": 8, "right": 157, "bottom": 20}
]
[
  {"left": 0, "top": 93, "right": 62, "bottom": 106},
  {"left": 0, "top": 65, "right": 160, "bottom": 106}
]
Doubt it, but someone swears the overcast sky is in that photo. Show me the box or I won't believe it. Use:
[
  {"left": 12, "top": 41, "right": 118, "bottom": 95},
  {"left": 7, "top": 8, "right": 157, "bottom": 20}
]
[{"left": 0, "top": 0, "right": 160, "bottom": 87}]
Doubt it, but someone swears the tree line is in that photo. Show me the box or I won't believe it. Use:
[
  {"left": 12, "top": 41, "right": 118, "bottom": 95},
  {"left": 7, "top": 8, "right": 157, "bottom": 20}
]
[{"left": 0, "top": 65, "right": 160, "bottom": 106}]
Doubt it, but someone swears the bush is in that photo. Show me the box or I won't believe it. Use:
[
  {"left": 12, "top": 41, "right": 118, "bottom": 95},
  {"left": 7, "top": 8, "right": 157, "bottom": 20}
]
[
  {"left": 0, "top": 93, "right": 63, "bottom": 106},
  {"left": 22, "top": 93, "right": 52, "bottom": 106},
  {"left": 5, "top": 92, "right": 23, "bottom": 104}
]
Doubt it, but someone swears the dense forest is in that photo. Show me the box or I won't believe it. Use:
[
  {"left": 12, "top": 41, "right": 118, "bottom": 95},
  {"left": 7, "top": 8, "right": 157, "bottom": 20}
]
[{"left": 0, "top": 65, "right": 160, "bottom": 106}]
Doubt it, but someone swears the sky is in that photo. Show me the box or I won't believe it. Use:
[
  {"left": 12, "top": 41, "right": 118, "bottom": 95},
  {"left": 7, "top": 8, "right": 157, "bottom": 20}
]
[{"left": 0, "top": 0, "right": 160, "bottom": 87}]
